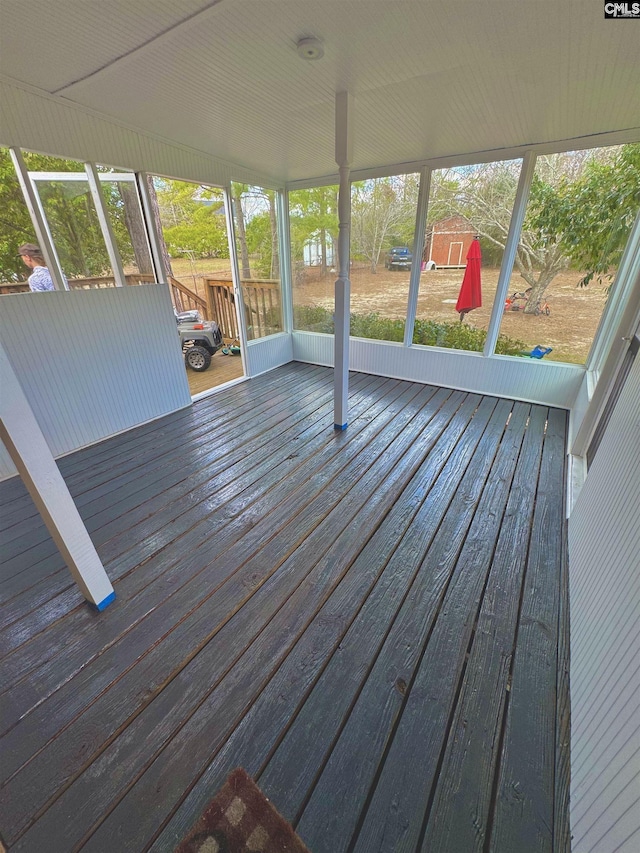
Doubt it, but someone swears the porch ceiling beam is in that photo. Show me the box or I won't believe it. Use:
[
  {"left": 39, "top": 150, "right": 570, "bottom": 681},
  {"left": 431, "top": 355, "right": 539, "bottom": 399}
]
[{"left": 0, "top": 342, "right": 115, "bottom": 611}]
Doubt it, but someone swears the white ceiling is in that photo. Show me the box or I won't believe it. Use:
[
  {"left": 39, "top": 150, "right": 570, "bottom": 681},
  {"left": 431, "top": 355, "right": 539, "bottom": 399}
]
[{"left": 1, "top": 0, "right": 639, "bottom": 182}]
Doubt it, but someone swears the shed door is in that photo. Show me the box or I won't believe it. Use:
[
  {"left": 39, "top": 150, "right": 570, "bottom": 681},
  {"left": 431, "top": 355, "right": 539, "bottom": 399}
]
[{"left": 448, "top": 241, "right": 463, "bottom": 265}]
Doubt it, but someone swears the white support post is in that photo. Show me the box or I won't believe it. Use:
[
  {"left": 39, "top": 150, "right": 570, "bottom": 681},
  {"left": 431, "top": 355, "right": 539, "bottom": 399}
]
[
  {"left": 85, "top": 162, "right": 127, "bottom": 288},
  {"left": 9, "top": 147, "right": 68, "bottom": 291},
  {"left": 404, "top": 166, "right": 431, "bottom": 347},
  {"left": 0, "top": 343, "right": 115, "bottom": 610},
  {"left": 483, "top": 151, "right": 537, "bottom": 357},
  {"left": 223, "top": 184, "right": 250, "bottom": 375},
  {"left": 334, "top": 91, "right": 353, "bottom": 430},
  {"left": 279, "top": 189, "right": 294, "bottom": 334},
  {"left": 137, "top": 172, "right": 168, "bottom": 283}
]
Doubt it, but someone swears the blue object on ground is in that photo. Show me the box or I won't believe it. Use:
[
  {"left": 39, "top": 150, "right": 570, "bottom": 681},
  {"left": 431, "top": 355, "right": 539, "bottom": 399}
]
[{"left": 530, "top": 346, "right": 553, "bottom": 359}]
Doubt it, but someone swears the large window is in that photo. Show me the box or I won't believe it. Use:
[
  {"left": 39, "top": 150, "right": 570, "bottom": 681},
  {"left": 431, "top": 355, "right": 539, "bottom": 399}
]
[
  {"left": 290, "top": 184, "right": 339, "bottom": 333},
  {"left": 151, "top": 176, "right": 230, "bottom": 298},
  {"left": 22, "top": 152, "right": 115, "bottom": 283},
  {"left": 415, "top": 159, "right": 523, "bottom": 355},
  {"left": 349, "top": 174, "right": 420, "bottom": 342},
  {"left": 231, "top": 183, "right": 283, "bottom": 340},
  {"left": 98, "top": 170, "right": 154, "bottom": 279},
  {"left": 498, "top": 145, "right": 640, "bottom": 364},
  {"left": 0, "top": 147, "right": 36, "bottom": 292},
  {"left": 290, "top": 174, "right": 421, "bottom": 342}
]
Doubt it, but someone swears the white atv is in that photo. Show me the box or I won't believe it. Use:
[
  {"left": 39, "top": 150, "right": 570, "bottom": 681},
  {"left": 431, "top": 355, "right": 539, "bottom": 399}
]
[{"left": 176, "top": 310, "right": 223, "bottom": 371}]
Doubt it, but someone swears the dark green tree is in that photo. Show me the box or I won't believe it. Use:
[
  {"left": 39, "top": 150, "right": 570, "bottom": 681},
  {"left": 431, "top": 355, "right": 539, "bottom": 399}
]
[
  {"left": 0, "top": 147, "right": 34, "bottom": 282},
  {"left": 288, "top": 185, "right": 339, "bottom": 280},
  {"left": 529, "top": 143, "right": 640, "bottom": 288}
]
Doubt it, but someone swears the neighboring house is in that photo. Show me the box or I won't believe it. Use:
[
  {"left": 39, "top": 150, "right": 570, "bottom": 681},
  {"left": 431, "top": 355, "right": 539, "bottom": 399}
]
[{"left": 424, "top": 215, "right": 476, "bottom": 268}]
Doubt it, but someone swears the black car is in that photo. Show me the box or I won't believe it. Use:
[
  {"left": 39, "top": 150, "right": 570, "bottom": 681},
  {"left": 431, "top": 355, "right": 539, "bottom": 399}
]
[{"left": 384, "top": 246, "right": 412, "bottom": 270}]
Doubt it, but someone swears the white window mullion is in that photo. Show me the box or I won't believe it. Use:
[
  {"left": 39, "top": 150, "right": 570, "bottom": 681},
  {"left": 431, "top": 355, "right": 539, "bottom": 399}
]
[
  {"left": 84, "top": 162, "right": 127, "bottom": 288},
  {"left": 483, "top": 151, "right": 537, "bottom": 357},
  {"left": 279, "top": 189, "right": 294, "bottom": 334},
  {"left": 223, "top": 184, "right": 250, "bottom": 374},
  {"left": 404, "top": 166, "right": 431, "bottom": 347}
]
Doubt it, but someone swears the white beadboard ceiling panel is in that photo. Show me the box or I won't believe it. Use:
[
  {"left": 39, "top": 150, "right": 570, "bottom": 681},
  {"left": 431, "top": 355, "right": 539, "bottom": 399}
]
[{"left": 1, "top": 0, "right": 639, "bottom": 182}]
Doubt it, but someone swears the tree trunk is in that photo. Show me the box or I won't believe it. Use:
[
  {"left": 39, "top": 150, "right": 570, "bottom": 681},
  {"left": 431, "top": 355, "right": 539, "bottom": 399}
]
[
  {"left": 145, "top": 176, "right": 174, "bottom": 279},
  {"left": 320, "top": 190, "right": 328, "bottom": 277},
  {"left": 522, "top": 272, "right": 555, "bottom": 313},
  {"left": 119, "top": 181, "right": 154, "bottom": 274},
  {"left": 320, "top": 228, "right": 328, "bottom": 276},
  {"left": 232, "top": 190, "right": 251, "bottom": 279}
]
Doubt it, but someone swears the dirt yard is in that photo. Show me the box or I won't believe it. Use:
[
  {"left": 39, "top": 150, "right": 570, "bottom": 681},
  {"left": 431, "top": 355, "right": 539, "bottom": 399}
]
[
  {"left": 294, "top": 264, "right": 610, "bottom": 364},
  {"left": 169, "top": 257, "right": 609, "bottom": 364}
]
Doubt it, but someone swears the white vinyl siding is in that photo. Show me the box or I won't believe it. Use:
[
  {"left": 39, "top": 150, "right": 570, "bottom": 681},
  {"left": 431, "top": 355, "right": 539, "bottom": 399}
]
[
  {"left": 0, "top": 285, "right": 191, "bottom": 480},
  {"left": 292, "top": 331, "right": 584, "bottom": 408},
  {"left": 568, "top": 353, "right": 640, "bottom": 853}
]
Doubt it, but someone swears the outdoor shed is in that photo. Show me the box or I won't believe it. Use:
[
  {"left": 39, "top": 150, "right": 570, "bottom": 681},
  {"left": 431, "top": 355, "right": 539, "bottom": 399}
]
[{"left": 424, "top": 215, "right": 476, "bottom": 268}]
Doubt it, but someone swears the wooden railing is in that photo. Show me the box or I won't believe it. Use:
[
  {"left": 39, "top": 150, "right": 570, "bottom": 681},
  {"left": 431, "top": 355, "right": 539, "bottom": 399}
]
[
  {"left": 68, "top": 273, "right": 156, "bottom": 289},
  {"left": 204, "top": 277, "right": 282, "bottom": 341},
  {"left": 1, "top": 273, "right": 281, "bottom": 341},
  {"left": 0, "top": 273, "right": 155, "bottom": 295},
  {"left": 1, "top": 273, "right": 211, "bottom": 321},
  {"left": 168, "top": 275, "right": 210, "bottom": 320}
]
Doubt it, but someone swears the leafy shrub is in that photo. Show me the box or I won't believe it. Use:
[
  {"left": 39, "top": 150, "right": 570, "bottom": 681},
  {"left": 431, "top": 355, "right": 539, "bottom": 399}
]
[{"left": 293, "top": 305, "right": 525, "bottom": 356}]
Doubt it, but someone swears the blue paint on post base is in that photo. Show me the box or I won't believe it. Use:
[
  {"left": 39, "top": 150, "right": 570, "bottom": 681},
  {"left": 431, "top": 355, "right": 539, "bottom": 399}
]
[
  {"left": 92, "top": 591, "right": 116, "bottom": 612},
  {"left": 334, "top": 423, "right": 348, "bottom": 431}
]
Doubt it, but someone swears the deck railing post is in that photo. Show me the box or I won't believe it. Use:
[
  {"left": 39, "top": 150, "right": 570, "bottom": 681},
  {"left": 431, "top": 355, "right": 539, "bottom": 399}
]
[{"left": 334, "top": 91, "right": 353, "bottom": 430}]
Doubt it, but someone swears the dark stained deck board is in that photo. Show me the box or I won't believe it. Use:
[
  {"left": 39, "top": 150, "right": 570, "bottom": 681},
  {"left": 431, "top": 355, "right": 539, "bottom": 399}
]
[
  {"left": 0, "top": 372, "right": 407, "bottom": 743},
  {"left": 488, "top": 407, "right": 567, "bottom": 853},
  {"left": 319, "top": 402, "right": 536, "bottom": 853},
  {"left": 149, "top": 391, "right": 496, "bottom": 851},
  {"left": 0, "top": 364, "right": 568, "bottom": 853},
  {"left": 0, "top": 372, "right": 394, "bottom": 707},
  {"left": 0, "top": 365, "right": 333, "bottom": 584},
  {"left": 0, "top": 377, "right": 443, "bottom": 815},
  {"left": 0, "top": 367, "right": 379, "bottom": 629}
]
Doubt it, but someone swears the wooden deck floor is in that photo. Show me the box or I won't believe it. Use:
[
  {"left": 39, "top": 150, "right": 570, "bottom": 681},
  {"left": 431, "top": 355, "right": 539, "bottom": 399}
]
[
  {"left": 0, "top": 364, "right": 570, "bottom": 852},
  {"left": 186, "top": 350, "right": 244, "bottom": 396}
]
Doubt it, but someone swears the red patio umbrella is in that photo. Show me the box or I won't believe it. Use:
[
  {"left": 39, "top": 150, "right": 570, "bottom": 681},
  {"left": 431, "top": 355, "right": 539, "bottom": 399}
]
[{"left": 455, "top": 236, "right": 482, "bottom": 321}]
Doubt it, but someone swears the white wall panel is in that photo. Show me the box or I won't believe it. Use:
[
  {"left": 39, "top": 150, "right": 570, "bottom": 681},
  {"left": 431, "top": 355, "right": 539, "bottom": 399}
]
[
  {"left": 0, "top": 286, "right": 191, "bottom": 479},
  {"left": 0, "top": 79, "right": 278, "bottom": 188},
  {"left": 292, "top": 331, "right": 584, "bottom": 407},
  {"left": 569, "top": 371, "right": 591, "bottom": 450},
  {"left": 245, "top": 333, "right": 293, "bottom": 378},
  {"left": 568, "top": 354, "right": 640, "bottom": 853}
]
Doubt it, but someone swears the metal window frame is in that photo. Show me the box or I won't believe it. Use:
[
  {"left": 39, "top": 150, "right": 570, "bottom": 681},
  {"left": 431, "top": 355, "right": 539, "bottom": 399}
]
[{"left": 10, "top": 147, "right": 68, "bottom": 291}]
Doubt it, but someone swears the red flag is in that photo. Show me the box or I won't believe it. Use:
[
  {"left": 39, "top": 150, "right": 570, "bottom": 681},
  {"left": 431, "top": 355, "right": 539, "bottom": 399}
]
[{"left": 455, "top": 237, "right": 482, "bottom": 319}]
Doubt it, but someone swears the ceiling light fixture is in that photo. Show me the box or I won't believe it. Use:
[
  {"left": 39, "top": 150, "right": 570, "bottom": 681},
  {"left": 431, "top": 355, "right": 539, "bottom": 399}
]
[{"left": 296, "top": 37, "right": 324, "bottom": 61}]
